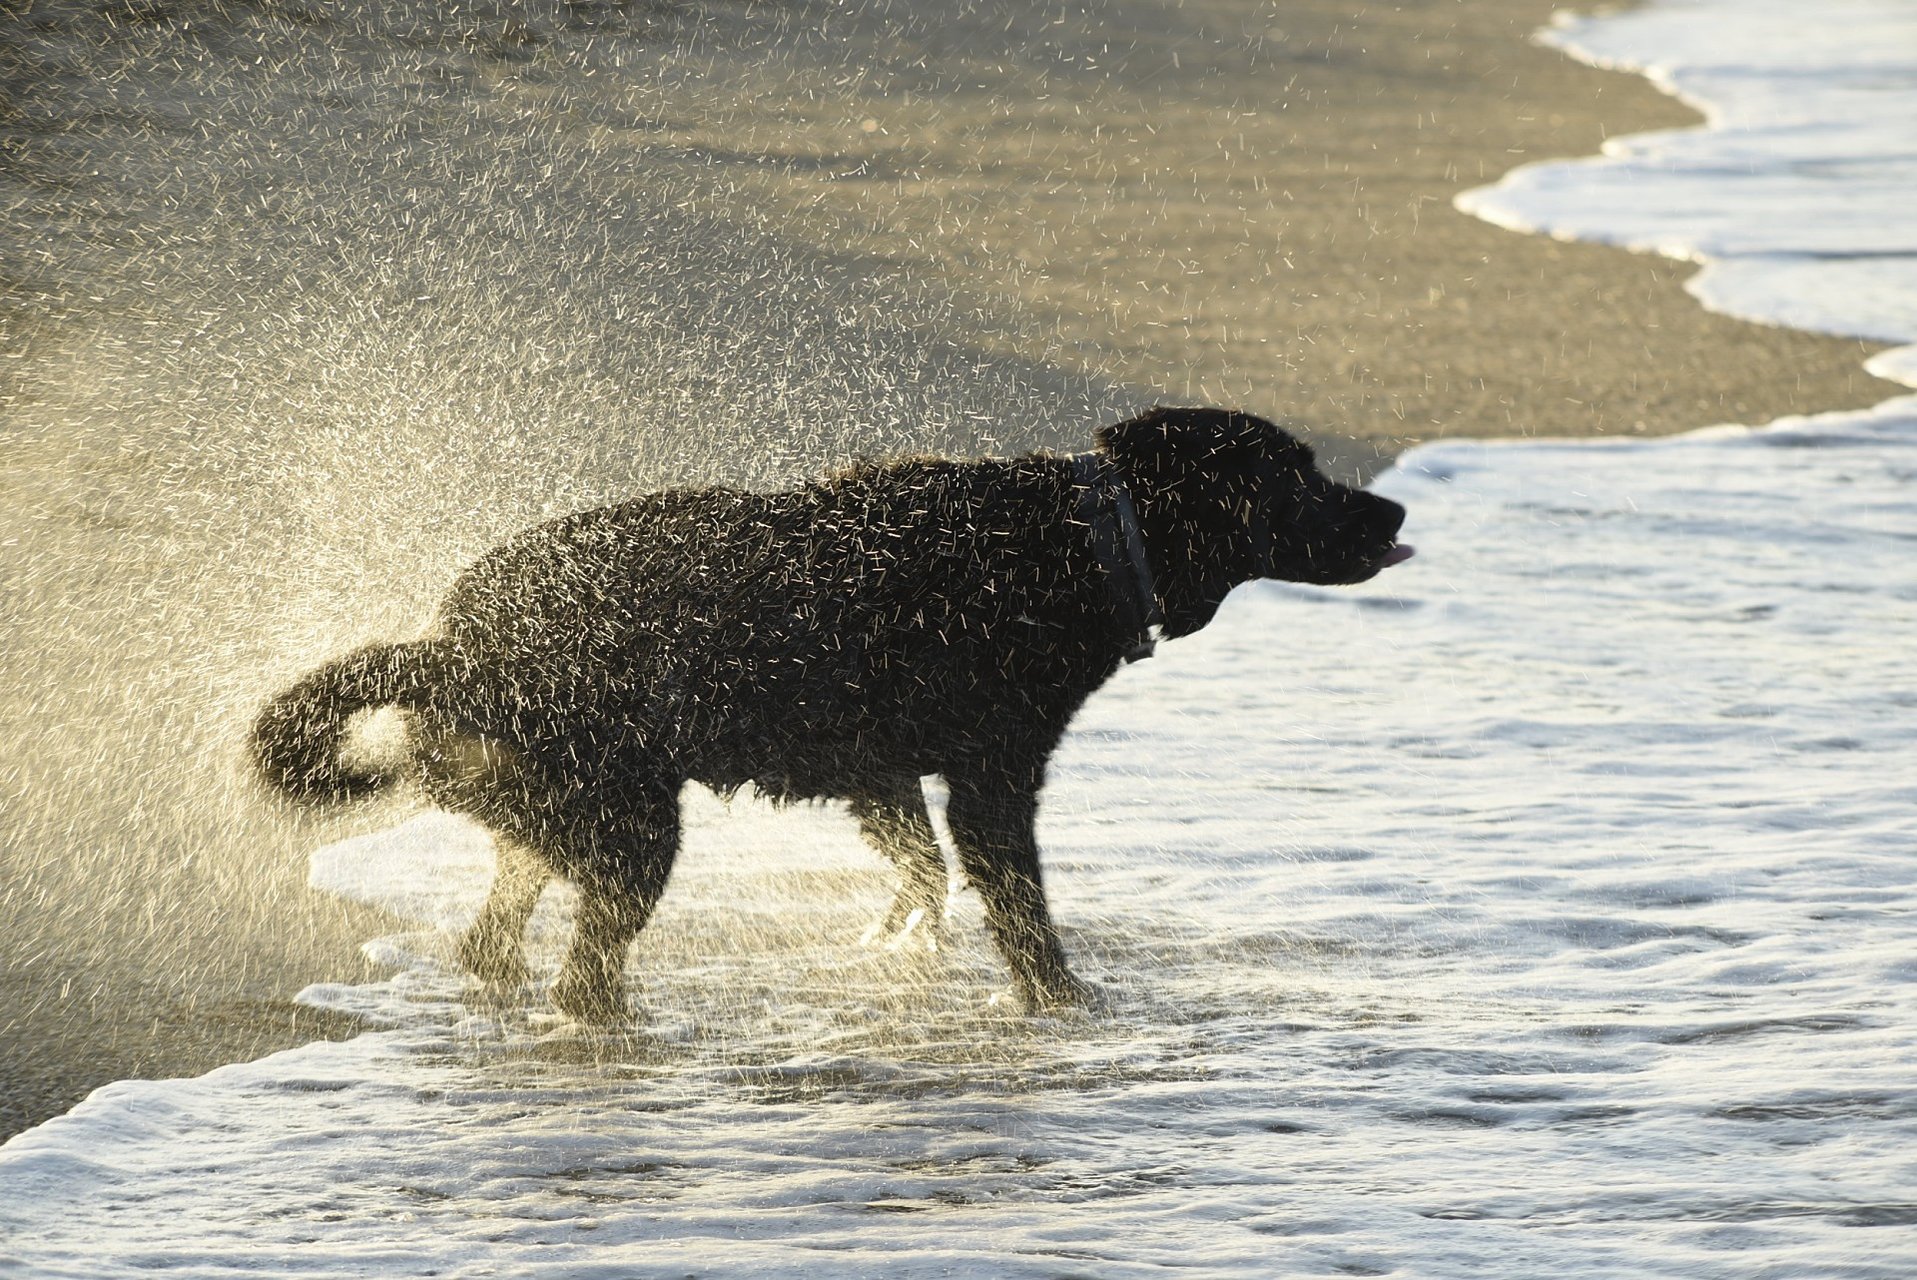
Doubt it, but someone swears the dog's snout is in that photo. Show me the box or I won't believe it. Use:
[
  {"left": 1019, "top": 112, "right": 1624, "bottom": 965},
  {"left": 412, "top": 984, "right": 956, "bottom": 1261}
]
[
  {"left": 1331, "top": 486, "right": 1405, "bottom": 539},
  {"left": 1373, "top": 493, "right": 1407, "bottom": 540}
]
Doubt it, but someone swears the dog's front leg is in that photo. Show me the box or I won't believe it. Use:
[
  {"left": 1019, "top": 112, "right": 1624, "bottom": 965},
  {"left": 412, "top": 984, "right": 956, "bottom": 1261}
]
[{"left": 944, "top": 765, "right": 1092, "bottom": 1009}]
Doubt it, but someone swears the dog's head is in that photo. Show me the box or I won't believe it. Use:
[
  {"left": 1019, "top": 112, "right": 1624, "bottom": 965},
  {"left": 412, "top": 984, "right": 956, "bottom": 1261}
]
[{"left": 1096, "top": 407, "right": 1411, "bottom": 633}]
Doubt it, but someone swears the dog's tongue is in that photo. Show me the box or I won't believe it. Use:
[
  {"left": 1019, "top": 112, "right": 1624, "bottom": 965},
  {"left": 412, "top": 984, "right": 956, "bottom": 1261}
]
[{"left": 1378, "top": 543, "right": 1416, "bottom": 568}]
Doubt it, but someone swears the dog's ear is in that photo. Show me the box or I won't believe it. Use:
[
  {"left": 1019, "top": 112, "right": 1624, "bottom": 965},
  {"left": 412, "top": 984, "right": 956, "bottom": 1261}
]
[
  {"left": 1096, "top": 406, "right": 1205, "bottom": 471},
  {"left": 1095, "top": 410, "right": 1157, "bottom": 468}
]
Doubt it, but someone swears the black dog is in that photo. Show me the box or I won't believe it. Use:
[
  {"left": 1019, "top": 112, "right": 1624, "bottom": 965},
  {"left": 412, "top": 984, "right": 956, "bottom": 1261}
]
[{"left": 254, "top": 407, "right": 1412, "bottom": 1020}]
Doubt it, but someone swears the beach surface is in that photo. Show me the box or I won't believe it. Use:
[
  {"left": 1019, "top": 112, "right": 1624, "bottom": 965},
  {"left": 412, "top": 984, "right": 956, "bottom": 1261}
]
[
  {"left": 0, "top": 0, "right": 1896, "bottom": 1142},
  {"left": 637, "top": 0, "right": 1893, "bottom": 456}
]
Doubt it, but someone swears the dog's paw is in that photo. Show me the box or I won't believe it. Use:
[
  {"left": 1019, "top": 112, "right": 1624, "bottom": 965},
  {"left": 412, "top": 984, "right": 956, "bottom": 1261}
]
[
  {"left": 461, "top": 952, "right": 531, "bottom": 992},
  {"left": 1015, "top": 972, "right": 1108, "bottom": 1015}
]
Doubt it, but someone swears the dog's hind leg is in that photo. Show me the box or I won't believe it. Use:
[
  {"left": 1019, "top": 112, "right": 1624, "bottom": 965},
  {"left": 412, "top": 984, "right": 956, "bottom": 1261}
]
[
  {"left": 546, "top": 787, "right": 682, "bottom": 1025},
  {"left": 944, "top": 764, "right": 1092, "bottom": 1009},
  {"left": 457, "top": 838, "right": 552, "bottom": 989},
  {"left": 849, "top": 777, "right": 949, "bottom": 946}
]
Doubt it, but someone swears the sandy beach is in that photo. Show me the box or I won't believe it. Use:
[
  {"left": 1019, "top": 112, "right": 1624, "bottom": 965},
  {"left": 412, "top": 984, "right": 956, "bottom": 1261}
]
[
  {"left": 632, "top": 0, "right": 1892, "bottom": 467},
  {"left": 0, "top": 0, "right": 1896, "bottom": 1143}
]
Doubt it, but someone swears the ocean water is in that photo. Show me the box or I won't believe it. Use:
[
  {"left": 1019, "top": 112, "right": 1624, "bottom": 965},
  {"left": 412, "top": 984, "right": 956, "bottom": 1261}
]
[{"left": 5, "top": 2, "right": 1917, "bottom": 1277}]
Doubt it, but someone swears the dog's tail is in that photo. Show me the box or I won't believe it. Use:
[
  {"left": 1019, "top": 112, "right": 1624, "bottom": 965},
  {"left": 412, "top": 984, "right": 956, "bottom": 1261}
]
[{"left": 251, "top": 639, "right": 448, "bottom": 803}]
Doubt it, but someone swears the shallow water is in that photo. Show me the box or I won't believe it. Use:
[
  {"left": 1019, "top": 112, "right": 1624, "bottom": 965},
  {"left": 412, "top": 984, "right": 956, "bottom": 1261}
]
[
  {"left": 6, "top": 0, "right": 1917, "bottom": 1275},
  {"left": 5, "top": 396, "right": 1916, "bottom": 1276}
]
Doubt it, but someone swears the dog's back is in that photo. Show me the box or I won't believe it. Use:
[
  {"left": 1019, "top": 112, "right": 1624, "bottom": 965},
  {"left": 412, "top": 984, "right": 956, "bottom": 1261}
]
[{"left": 426, "top": 454, "right": 1111, "bottom": 799}]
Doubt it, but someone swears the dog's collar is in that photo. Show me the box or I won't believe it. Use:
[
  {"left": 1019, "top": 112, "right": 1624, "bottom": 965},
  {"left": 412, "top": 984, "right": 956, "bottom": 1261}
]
[{"left": 1070, "top": 453, "right": 1164, "bottom": 663}]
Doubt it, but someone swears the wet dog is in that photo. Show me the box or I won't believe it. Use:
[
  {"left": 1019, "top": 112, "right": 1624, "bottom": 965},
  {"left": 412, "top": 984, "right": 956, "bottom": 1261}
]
[{"left": 253, "top": 407, "right": 1412, "bottom": 1020}]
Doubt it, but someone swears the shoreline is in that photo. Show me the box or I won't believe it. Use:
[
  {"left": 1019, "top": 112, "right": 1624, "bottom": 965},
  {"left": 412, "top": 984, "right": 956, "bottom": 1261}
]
[{"left": 0, "top": 0, "right": 1899, "bottom": 1143}]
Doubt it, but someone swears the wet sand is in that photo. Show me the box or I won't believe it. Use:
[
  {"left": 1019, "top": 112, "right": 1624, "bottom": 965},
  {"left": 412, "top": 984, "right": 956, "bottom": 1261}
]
[
  {"left": 630, "top": 0, "right": 1892, "bottom": 472},
  {"left": 0, "top": 0, "right": 1894, "bottom": 1141}
]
